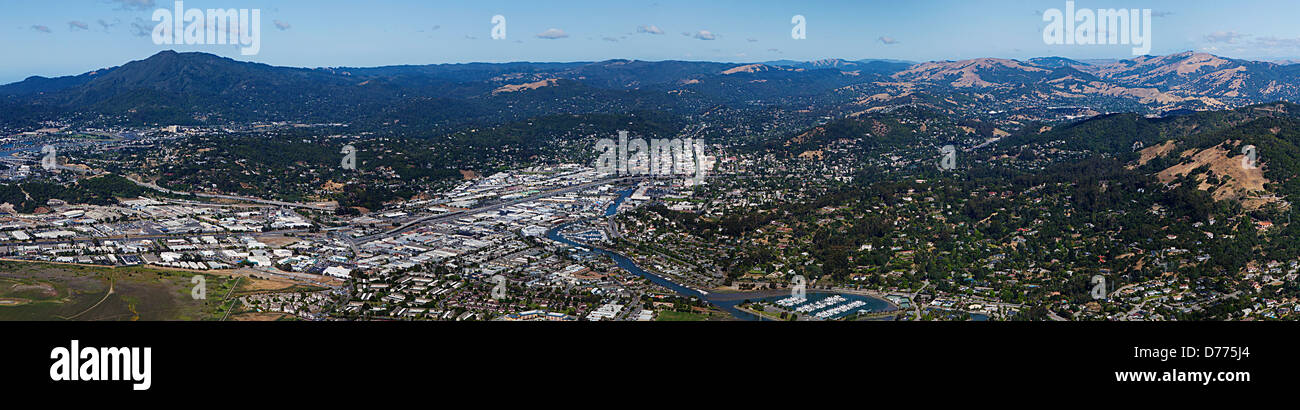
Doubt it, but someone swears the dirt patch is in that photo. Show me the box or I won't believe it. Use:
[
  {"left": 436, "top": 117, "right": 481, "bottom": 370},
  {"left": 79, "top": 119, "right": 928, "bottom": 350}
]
[
  {"left": 320, "top": 181, "right": 345, "bottom": 192},
  {"left": 238, "top": 276, "right": 300, "bottom": 293},
  {"left": 1135, "top": 140, "right": 1178, "bottom": 166},
  {"left": 786, "top": 127, "right": 822, "bottom": 146},
  {"left": 492, "top": 78, "right": 559, "bottom": 94},
  {"left": 229, "top": 312, "right": 291, "bottom": 321},
  {"left": 798, "top": 150, "right": 825, "bottom": 160},
  {"left": 721, "top": 64, "right": 769, "bottom": 74},
  {"left": 1156, "top": 140, "right": 1271, "bottom": 204},
  {"left": 9, "top": 282, "right": 57, "bottom": 298},
  {"left": 257, "top": 235, "right": 300, "bottom": 248},
  {"left": 0, "top": 298, "right": 30, "bottom": 306}
]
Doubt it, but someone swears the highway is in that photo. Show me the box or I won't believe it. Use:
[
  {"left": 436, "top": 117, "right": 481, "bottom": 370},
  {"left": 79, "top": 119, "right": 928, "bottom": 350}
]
[
  {"left": 354, "top": 176, "right": 651, "bottom": 244},
  {"left": 354, "top": 173, "right": 752, "bottom": 244},
  {"left": 0, "top": 229, "right": 312, "bottom": 247},
  {"left": 125, "top": 176, "right": 337, "bottom": 211}
]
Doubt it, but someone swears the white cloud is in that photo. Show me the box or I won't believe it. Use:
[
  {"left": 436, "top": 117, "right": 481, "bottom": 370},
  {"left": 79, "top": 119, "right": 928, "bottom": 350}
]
[
  {"left": 878, "top": 36, "right": 900, "bottom": 45},
  {"left": 110, "top": 0, "right": 156, "bottom": 10},
  {"left": 1255, "top": 36, "right": 1300, "bottom": 49},
  {"left": 637, "top": 24, "right": 664, "bottom": 35},
  {"left": 1204, "top": 31, "right": 1247, "bottom": 44},
  {"left": 688, "top": 30, "right": 716, "bottom": 40},
  {"left": 536, "top": 28, "right": 569, "bottom": 39}
]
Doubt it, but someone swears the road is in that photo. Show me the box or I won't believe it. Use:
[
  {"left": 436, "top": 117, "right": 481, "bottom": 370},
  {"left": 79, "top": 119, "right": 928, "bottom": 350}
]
[
  {"left": 58, "top": 279, "right": 114, "bottom": 320},
  {"left": 0, "top": 156, "right": 96, "bottom": 175},
  {"left": 355, "top": 173, "right": 753, "bottom": 244},
  {"left": 125, "top": 176, "right": 336, "bottom": 211},
  {"left": 909, "top": 282, "right": 928, "bottom": 320},
  {"left": 0, "top": 229, "right": 312, "bottom": 247},
  {"left": 355, "top": 176, "right": 651, "bottom": 244},
  {"left": 219, "top": 276, "right": 243, "bottom": 321}
]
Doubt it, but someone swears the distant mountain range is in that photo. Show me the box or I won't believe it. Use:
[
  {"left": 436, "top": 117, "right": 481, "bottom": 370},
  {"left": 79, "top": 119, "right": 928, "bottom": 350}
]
[{"left": 4, "top": 50, "right": 1300, "bottom": 130}]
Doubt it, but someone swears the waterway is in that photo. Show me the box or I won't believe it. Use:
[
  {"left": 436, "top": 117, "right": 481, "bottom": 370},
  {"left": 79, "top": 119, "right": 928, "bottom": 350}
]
[{"left": 545, "top": 186, "right": 896, "bottom": 321}]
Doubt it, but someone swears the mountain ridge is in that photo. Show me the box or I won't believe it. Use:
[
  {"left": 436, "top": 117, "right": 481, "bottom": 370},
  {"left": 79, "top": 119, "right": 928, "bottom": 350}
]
[{"left": 5, "top": 50, "right": 1300, "bottom": 129}]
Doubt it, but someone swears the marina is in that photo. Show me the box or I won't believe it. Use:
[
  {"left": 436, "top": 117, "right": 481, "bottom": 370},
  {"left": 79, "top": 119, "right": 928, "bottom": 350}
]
[{"left": 546, "top": 187, "right": 895, "bottom": 321}]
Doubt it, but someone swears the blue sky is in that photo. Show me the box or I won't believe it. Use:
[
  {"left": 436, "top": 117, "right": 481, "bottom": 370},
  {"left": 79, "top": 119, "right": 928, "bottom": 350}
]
[{"left": 4, "top": 0, "right": 1300, "bottom": 84}]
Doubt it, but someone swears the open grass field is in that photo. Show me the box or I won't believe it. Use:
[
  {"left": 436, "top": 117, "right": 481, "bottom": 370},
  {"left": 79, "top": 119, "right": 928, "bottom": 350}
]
[
  {"left": 0, "top": 261, "right": 248, "bottom": 321},
  {"left": 655, "top": 311, "right": 706, "bottom": 321},
  {"left": 655, "top": 310, "right": 733, "bottom": 321}
]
